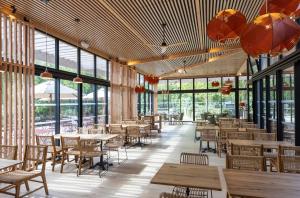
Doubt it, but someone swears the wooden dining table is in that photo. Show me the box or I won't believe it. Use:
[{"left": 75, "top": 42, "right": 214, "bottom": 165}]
[
  {"left": 151, "top": 163, "right": 222, "bottom": 192},
  {"left": 224, "top": 169, "right": 300, "bottom": 198},
  {"left": 0, "top": 159, "right": 22, "bottom": 171},
  {"left": 54, "top": 133, "right": 119, "bottom": 170},
  {"left": 227, "top": 139, "right": 293, "bottom": 149}
]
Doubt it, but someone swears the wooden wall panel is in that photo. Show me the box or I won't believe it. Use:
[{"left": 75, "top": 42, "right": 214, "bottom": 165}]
[{"left": 0, "top": 12, "right": 35, "bottom": 160}]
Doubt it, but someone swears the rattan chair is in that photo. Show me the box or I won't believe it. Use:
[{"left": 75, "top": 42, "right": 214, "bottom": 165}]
[
  {"left": 127, "top": 126, "right": 144, "bottom": 147},
  {"left": 217, "top": 128, "right": 238, "bottom": 157},
  {"left": 278, "top": 146, "right": 300, "bottom": 173},
  {"left": 241, "top": 123, "right": 257, "bottom": 128},
  {"left": 36, "top": 135, "right": 62, "bottom": 171},
  {"left": 60, "top": 136, "right": 81, "bottom": 173},
  {"left": 227, "top": 132, "right": 252, "bottom": 140},
  {"left": 105, "top": 135, "right": 127, "bottom": 164},
  {"left": 160, "top": 192, "right": 186, "bottom": 198},
  {"left": 253, "top": 133, "right": 276, "bottom": 141},
  {"left": 0, "top": 145, "right": 17, "bottom": 160},
  {"left": 230, "top": 144, "right": 263, "bottom": 156},
  {"left": 200, "top": 129, "right": 217, "bottom": 153},
  {"left": 173, "top": 152, "right": 210, "bottom": 198},
  {"left": 0, "top": 145, "right": 49, "bottom": 198},
  {"left": 246, "top": 128, "right": 267, "bottom": 133},
  {"left": 226, "top": 154, "right": 265, "bottom": 171},
  {"left": 109, "top": 124, "right": 126, "bottom": 138}
]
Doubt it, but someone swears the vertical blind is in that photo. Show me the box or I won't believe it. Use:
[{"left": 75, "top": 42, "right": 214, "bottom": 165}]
[
  {"left": 0, "top": 12, "right": 35, "bottom": 159},
  {"left": 110, "top": 61, "right": 137, "bottom": 123}
]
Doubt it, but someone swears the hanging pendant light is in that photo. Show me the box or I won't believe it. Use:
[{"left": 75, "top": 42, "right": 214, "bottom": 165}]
[
  {"left": 73, "top": 18, "right": 83, "bottom": 84},
  {"left": 207, "top": 9, "right": 247, "bottom": 43},
  {"left": 40, "top": 0, "right": 53, "bottom": 80},
  {"left": 259, "top": 0, "right": 300, "bottom": 19}
]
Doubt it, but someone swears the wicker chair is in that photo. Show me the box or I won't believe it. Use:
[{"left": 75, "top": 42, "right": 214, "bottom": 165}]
[
  {"left": 217, "top": 128, "right": 238, "bottom": 157},
  {"left": 278, "top": 146, "right": 300, "bottom": 173},
  {"left": 200, "top": 129, "right": 217, "bottom": 153},
  {"left": 230, "top": 144, "right": 263, "bottom": 156},
  {"left": 60, "top": 136, "right": 81, "bottom": 173},
  {"left": 227, "top": 132, "right": 252, "bottom": 140},
  {"left": 109, "top": 124, "right": 126, "bottom": 138},
  {"left": 246, "top": 128, "right": 266, "bottom": 133},
  {"left": 253, "top": 133, "right": 276, "bottom": 141},
  {"left": 127, "top": 126, "right": 144, "bottom": 146},
  {"left": 173, "top": 153, "right": 210, "bottom": 198},
  {"left": 241, "top": 123, "right": 257, "bottom": 128},
  {"left": 105, "top": 135, "right": 127, "bottom": 164},
  {"left": 0, "top": 145, "right": 17, "bottom": 160},
  {"left": 226, "top": 154, "right": 265, "bottom": 171},
  {"left": 0, "top": 145, "right": 48, "bottom": 198},
  {"left": 160, "top": 192, "right": 186, "bottom": 198},
  {"left": 36, "top": 135, "right": 62, "bottom": 171}
]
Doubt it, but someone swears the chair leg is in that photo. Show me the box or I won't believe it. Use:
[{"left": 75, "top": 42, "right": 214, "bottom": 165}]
[
  {"left": 124, "top": 147, "right": 128, "bottom": 159},
  {"left": 60, "top": 153, "right": 65, "bottom": 173},
  {"left": 78, "top": 156, "right": 82, "bottom": 176},
  {"left": 42, "top": 174, "right": 49, "bottom": 195},
  {"left": 52, "top": 153, "right": 56, "bottom": 172},
  {"left": 24, "top": 180, "right": 30, "bottom": 191},
  {"left": 15, "top": 184, "right": 20, "bottom": 198}
]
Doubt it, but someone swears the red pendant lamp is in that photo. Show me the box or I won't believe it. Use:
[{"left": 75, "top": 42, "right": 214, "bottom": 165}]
[
  {"left": 240, "top": 13, "right": 300, "bottom": 57},
  {"left": 259, "top": 0, "right": 300, "bottom": 18},
  {"left": 207, "top": 9, "right": 247, "bottom": 42}
]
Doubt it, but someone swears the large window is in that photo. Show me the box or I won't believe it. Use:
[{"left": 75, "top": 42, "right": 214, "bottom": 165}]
[
  {"left": 82, "top": 83, "right": 95, "bottom": 128},
  {"left": 282, "top": 67, "right": 294, "bottom": 142},
  {"left": 168, "top": 79, "right": 180, "bottom": 90},
  {"left": 181, "top": 93, "right": 193, "bottom": 121},
  {"left": 195, "top": 78, "right": 207, "bottom": 89},
  {"left": 35, "top": 31, "right": 55, "bottom": 68},
  {"left": 158, "top": 80, "right": 167, "bottom": 91},
  {"left": 195, "top": 93, "right": 207, "bottom": 120},
  {"left": 34, "top": 77, "right": 56, "bottom": 135},
  {"left": 59, "top": 41, "right": 77, "bottom": 73},
  {"left": 60, "top": 80, "right": 78, "bottom": 133},
  {"left": 222, "top": 93, "right": 235, "bottom": 117},
  {"left": 158, "top": 94, "right": 168, "bottom": 113},
  {"left": 97, "top": 86, "right": 106, "bottom": 124},
  {"left": 169, "top": 94, "right": 180, "bottom": 114},
  {"left": 208, "top": 77, "right": 221, "bottom": 89},
  {"left": 207, "top": 92, "right": 221, "bottom": 115},
  {"left": 81, "top": 50, "right": 94, "bottom": 77},
  {"left": 97, "top": 56, "right": 107, "bottom": 80},
  {"left": 181, "top": 79, "right": 193, "bottom": 90}
]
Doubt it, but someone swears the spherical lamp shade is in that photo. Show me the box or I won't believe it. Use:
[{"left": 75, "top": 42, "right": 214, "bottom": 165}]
[
  {"left": 207, "top": 9, "right": 247, "bottom": 42},
  {"left": 240, "top": 13, "right": 300, "bottom": 57},
  {"left": 259, "top": 0, "right": 300, "bottom": 18}
]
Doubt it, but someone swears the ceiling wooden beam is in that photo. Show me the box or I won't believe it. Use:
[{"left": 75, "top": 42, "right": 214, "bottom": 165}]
[
  {"left": 127, "top": 45, "right": 241, "bottom": 65},
  {"left": 159, "top": 49, "right": 242, "bottom": 78}
]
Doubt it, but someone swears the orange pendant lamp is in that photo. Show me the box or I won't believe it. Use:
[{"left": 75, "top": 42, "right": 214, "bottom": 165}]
[
  {"left": 207, "top": 9, "right": 247, "bottom": 42},
  {"left": 259, "top": 0, "right": 300, "bottom": 18},
  {"left": 240, "top": 13, "right": 300, "bottom": 57}
]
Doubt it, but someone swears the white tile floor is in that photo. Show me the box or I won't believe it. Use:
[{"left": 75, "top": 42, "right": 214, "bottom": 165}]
[{"left": 2, "top": 124, "right": 227, "bottom": 198}]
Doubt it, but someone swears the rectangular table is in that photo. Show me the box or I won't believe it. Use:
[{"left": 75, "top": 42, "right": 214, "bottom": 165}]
[
  {"left": 0, "top": 159, "right": 22, "bottom": 171},
  {"left": 151, "top": 163, "right": 222, "bottom": 191},
  {"left": 227, "top": 139, "right": 293, "bottom": 149},
  {"left": 224, "top": 169, "right": 300, "bottom": 198},
  {"left": 196, "top": 126, "right": 219, "bottom": 131}
]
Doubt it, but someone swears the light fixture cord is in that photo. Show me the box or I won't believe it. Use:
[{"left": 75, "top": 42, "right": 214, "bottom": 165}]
[
  {"left": 265, "top": 0, "right": 268, "bottom": 14},
  {"left": 45, "top": 1, "right": 48, "bottom": 69}
]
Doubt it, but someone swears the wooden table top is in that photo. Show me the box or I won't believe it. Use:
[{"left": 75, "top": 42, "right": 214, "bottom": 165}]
[
  {"left": 54, "top": 133, "right": 119, "bottom": 141},
  {"left": 224, "top": 169, "right": 300, "bottom": 198},
  {"left": 0, "top": 159, "right": 22, "bottom": 170},
  {"left": 121, "top": 124, "right": 150, "bottom": 128},
  {"left": 151, "top": 163, "right": 222, "bottom": 191},
  {"left": 227, "top": 139, "right": 293, "bottom": 149}
]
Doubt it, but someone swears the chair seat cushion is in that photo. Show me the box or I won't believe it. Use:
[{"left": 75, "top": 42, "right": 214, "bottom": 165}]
[{"left": 0, "top": 170, "right": 41, "bottom": 184}]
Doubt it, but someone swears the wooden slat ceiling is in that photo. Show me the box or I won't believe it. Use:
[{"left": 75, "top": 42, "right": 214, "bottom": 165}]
[{"left": 0, "top": 0, "right": 263, "bottom": 77}]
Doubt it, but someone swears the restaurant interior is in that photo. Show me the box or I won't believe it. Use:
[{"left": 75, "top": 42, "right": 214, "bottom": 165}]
[{"left": 0, "top": 0, "right": 299, "bottom": 197}]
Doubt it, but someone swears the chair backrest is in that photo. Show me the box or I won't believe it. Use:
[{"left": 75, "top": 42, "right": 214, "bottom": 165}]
[
  {"left": 227, "top": 132, "right": 252, "bottom": 140},
  {"left": 226, "top": 154, "right": 265, "bottom": 171},
  {"left": 180, "top": 152, "right": 208, "bottom": 165},
  {"left": 231, "top": 144, "right": 263, "bottom": 156},
  {"left": 278, "top": 146, "right": 300, "bottom": 173},
  {"left": 127, "top": 126, "right": 140, "bottom": 135},
  {"left": 159, "top": 192, "right": 186, "bottom": 198},
  {"left": 201, "top": 129, "right": 217, "bottom": 141},
  {"left": 219, "top": 128, "right": 239, "bottom": 140},
  {"left": 60, "top": 136, "right": 80, "bottom": 150},
  {"left": 253, "top": 133, "right": 276, "bottom": 141},
  {"left": 22, "top": 145, "right": 47, "bottom": 172},
  {"left": 0, "top": 145, "right": 17, "bottom": 160},
  {"left": 109, "top": 124, "right": 124, "bottom": 134},
  {"left": 89, "top": 128, "right": 103, "bottom": 134},
  {"left": 36, "top": 135, "right": 56, "bottom": 153},
  {"left": 246, "top": 128, "right": 266, "bottom": 133},
  {"left": 242, "top": 123, "right": 257, "bottom": 128},
  {"left": 78, "top": 127, "right": 90, "bottom": 134}
]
